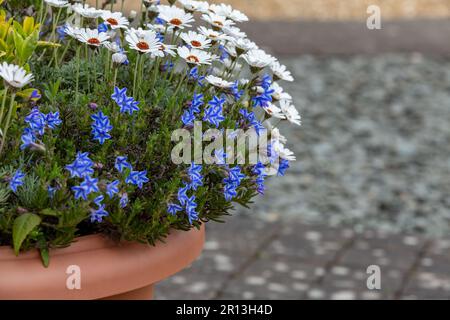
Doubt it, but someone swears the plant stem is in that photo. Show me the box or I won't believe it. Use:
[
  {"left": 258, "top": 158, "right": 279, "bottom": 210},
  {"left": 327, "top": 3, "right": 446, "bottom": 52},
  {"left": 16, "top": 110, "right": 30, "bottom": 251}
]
[
  {"left": 112, "top": 67, "right": 118, "bottom": 89},
  {"left": 38, "top": 0, "right": 45, "bottom": 26},
  {"left": 173, "top": 72, "right": 186, "bottom": 97},
  {"left": 75, "top": 46, "right": 81, "bottom": 107},
  {"left": 0, "top": 92, "right": 16, "bottom": 157},
  {"left": 58, "top": 39, "right": 72, "bottom": 65},
  {"left": 0, "top": 87, "right": 8, "bottom": 127},
  {"left": 133, "top": 54, "right": 141, "bottom": 97}
]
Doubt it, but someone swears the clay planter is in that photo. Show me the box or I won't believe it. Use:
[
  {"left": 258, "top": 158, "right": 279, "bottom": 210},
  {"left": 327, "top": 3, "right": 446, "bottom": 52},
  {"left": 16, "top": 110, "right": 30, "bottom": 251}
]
[{"left": 0, "top": 225, "right": 205, "bottom": 300}]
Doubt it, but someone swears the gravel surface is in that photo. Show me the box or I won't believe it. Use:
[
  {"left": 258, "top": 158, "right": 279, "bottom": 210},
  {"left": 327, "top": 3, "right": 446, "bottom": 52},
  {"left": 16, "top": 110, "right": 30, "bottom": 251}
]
[{"left": 238, "top": 54, "right": 450, "bottom": 236}]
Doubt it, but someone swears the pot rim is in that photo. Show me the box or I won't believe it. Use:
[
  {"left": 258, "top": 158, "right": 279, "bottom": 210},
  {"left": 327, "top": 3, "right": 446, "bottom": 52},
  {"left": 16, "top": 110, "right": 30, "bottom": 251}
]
[{"left": 0, "top": 225, "right": 205, "bottom": 299}]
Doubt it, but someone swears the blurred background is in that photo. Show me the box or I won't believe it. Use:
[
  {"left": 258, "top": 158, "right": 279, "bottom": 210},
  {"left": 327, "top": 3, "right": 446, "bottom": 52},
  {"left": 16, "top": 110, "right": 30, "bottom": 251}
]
[{"left": 98, "top": 0, "right": 450, "bottom": 299}]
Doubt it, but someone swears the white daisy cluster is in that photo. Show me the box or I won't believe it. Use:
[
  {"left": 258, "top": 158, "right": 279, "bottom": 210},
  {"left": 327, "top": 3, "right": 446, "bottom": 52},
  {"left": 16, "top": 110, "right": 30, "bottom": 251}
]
[{"left": 49, "top": 0, "right": 300, "bottom": 164}]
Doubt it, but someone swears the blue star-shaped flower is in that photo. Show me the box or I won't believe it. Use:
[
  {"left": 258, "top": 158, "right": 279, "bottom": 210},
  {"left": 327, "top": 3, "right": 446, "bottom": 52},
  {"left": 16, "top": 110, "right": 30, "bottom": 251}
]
[
  {"left": 9, "top": 170, "right": 25, "bottom": 193},
  {"left": 45, "top": 112, "right": 62, "bottom": 129},
  {"left": 111, "top": 87, "right": 127, "bottom": 104},
  {"left": 66, "top": 152, "right": 94, "bottom": 178},
  {"left": 177, "top": 184, "right": 190, "bottom": 206},
  {"left": 91, "top": 205, "right": 109, "bottom": 223},
  {"left": 115, "top": 156, "right": 132, "bottom": 173},
  {"left": 20, "top": 128, "right": 36, "bottom": 150},
  {"left": 72, "top": 185, "right": 88, "bottom": 200},
  {"left": 185, "top": 195, "right": 198, "bottom": 224},
  {"left": 167, "top": 203, "right": 183, "bottom": 216},
  {"left": 228, "top": 166, "right": 246, "bottom": 185},
  {"left": 106, "top": 180, "right": 120, "bottom": 198},
  {"left": 181, "top": 110, "right": 196, "bottom": 126},
  {"left": 120, "top": 193, "right": 129, "bottom": 208},
  {"left": 80, "top": 175, "right": 99, "bottom": 195},
  {"left": 125, "top": 170, "right": 149, "bottom": 189},
  {"left": 93, "top": 195, "right": 104, "bottom": 206}
]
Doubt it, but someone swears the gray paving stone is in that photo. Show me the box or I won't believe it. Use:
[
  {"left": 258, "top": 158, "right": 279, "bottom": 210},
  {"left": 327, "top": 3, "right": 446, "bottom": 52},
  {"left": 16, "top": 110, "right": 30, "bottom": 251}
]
[
  {"left": 220, "top": 254, "right": 318, "bottom": 299},
  {"left": 402, "top": 240, "right": 450, "bottom": 299}
]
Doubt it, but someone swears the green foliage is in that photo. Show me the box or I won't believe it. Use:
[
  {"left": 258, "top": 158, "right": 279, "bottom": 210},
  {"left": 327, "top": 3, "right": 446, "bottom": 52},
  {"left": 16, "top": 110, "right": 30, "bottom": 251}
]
[
  {"left": 0, "top": 0, "right": 290, "bottom": 268},
  {"left": 12, "top": 213, "right": 41, "bottom": 255}
]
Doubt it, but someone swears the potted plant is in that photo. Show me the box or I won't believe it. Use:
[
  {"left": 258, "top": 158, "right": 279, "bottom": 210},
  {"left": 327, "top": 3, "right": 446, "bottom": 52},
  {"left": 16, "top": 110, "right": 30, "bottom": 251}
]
[{"left": 0, "top": 0, "right": 300, "bottom": 300}]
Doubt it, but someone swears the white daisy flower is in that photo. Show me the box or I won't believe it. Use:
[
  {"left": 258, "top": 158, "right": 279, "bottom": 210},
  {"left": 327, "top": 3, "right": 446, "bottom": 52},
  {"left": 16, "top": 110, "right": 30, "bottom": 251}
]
[
  {"left": 146, "top": 23, "right": 169, "bottom": 35},
  {"left": 209, "top": 3, "right": 249, "bottom": 22},
  {"left": 76, "top": 28, "right": 110, "bottom": 46},
  {"left": 103, "top": 41, "right": 121, "bottom": 53},
  {"left": 72, "top": 3, "right": 104, "bottom": 19},
  {"left": 223, "top": 42, "right": 238, "bottom": 58},
  {"left": 279, "top": 100, "right": 301, "bottom": 126},
  {"left": 270, "top": 82, "right": 293, "bottom": 102},
  {"left": 63, "top": 24, "right": 82, "bottom": 39},
  {"left": 201, "top": 13, "right": 234, "bottom": 30},
  {"left": 223, "top": 58, "right": 241, "bottom": 70},
  {"left": 270, "top": 127, "right": 287, "bottom": 144},
  {"left": 178, "top": 0, "right": 209, "bottom": 13},
  {"left": 232, "top": 37, "right": 257, "bottom": 54},
  {"left": 180, "top": 31, "right": 212, "bottom": 50},
  {"left": 125, "top": 28, "right": 161, "bottom": 54},
  {"left": 271, "top": 61, "right": 294, "bottom": 82},
  {"left": 274, "top": 143, "right": 296, "bottom": 161},
  {"left": 198, "top": 26, "right": 231, "bottom": 42},
  {"left": 223, "top": 26, "right": 246, "bottom": 39},
  {"left": 177, "top": 46, "right": 212, "bottom": 66},
  {"left": 101, "top": 11, "right": 130, "bottom": 30},
  {"left": 44, "top": 0, "right": 69, "bottom": 8},
  {"left": 205, "top": 75, "right": 234, "bottom": 89},
  {"left": 263, "top": 103, "right": 286, "bottom": 119},
  {"left": 0, "top": 62, "right": 34, "bottom": 88},
  {"left": 228, "top": 9, "right": 249, "bottom": 23},
  {"left": 152, "top": 43, "right": 177, "bottom": 58},
  {"left": 158, "top": 5, "right": 194, "bottom": 30},
  {"left": 242, "top": 49, "right": 275, "bottom": 70},
  {"left": 112, "top": 52, "right": 128, "bottom": 65}
]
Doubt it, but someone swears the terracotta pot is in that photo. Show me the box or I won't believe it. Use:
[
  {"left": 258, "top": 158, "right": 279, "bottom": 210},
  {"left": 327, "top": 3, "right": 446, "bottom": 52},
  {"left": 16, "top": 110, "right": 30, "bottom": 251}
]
[{"left": 0, "top": 225, "right": 205, "bottom": 300}]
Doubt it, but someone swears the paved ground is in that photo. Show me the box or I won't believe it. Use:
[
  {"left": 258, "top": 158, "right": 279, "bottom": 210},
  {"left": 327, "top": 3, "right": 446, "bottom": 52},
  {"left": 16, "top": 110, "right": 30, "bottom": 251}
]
[
  {"left": 241, "top": 20, "right": 450, "bottom": 56},
  {"left": 156, "top": 53, "right": 450, "bottom": 300},
  {"left": 156, "top": 215, "right": 450, "bottom": 300},
  {"left": 112, "top": 0, "right": 450, "bottom": 21}
]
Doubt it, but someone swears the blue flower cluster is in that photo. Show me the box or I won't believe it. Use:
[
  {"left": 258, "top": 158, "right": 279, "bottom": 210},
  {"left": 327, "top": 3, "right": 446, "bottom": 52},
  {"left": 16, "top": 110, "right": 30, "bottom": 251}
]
[
  {"left": 21, "top": 108, "right": 62, "bottom": 150},
  {"left": 187, "top": 162, "right": 203, "bottom": 190},
  {"left": 223, "top": 165, "right": 246, "bottom": 201},
  {"left": 239, "top": 109, "right": 265, "bottom": 136},
  {"left": 230, "top": 81, "right": 244, "bottom": 100},
  {"left": 253, "top": 162, "right": 267, "bottom": 194},
  {"left": 167, "top": 163, "right": 203, "bottom": 224},
  {"left": 65, "top": 153, "right": 135, "bottom": 222},
  {"left": 278, "top": 159, "right": 290, "bottom": 176},
  {"left": 66, "top": 152, "right": 94, "bottom": 178},
  {"left": 9, "top": 170, "right": 25, "bottom": 193},
  {"left": 125, "top": 170, "right": 149, "bottom": 189},
  {"left": 203, "top": 96, "right": 225, "bottom": 128},
  {"left": 252, "top": 74, "right": 274, "bottom": 108},
  {"left": 91, "top": 194, "right": 109, "bottom": 223},
  {"left": 111, "top": 87, "right": 140, "bottom": 115},
  {"left": 187, "top": 67, "right": 205, "bottom": 87},
  {"left": 91, "top": 111, "right": 113, "bottom": 145},
  {"left": 66, "top": 152, "right": 106, "bottom": 221},
  {"left": 181, "top": 93, "right": 204, "bottom": 127},
  {"left": 115, "top": 155, "right": 149, "bottom": 189},
  {"left": 72, "top": 175, "right": 99, "bottom": 201}
]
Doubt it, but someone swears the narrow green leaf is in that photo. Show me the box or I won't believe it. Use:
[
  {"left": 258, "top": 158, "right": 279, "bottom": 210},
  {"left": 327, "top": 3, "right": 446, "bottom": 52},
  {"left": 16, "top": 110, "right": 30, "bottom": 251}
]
[{"left": 39, "top": 247, "right": 49, "bottom": 268}]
